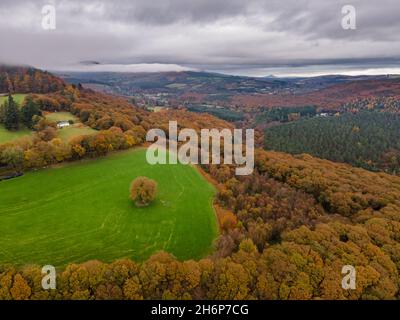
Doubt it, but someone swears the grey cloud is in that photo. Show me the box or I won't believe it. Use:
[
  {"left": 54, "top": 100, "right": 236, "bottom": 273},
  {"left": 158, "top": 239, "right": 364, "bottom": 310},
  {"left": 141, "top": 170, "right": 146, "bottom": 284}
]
[
  {"left": 103, "top": 0, "right": 250, "bottom": 25},
  {"left": 0, "top": 0, "right": 399, "bottom": 76}
]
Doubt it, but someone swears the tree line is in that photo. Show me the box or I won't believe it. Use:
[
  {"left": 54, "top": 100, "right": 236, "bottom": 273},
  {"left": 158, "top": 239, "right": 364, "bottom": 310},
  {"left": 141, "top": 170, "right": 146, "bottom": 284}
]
[
  {"left": 0, "top": 65, "right": 64, "bottom": 94},
  {"left": 257, "top": 105, "right": 317, "bottom": 123},
  {"left": 186, "top": 104, "right": 245, "bottom": 122},
  {"left": 0, "top": 95, "right": 42, "bottom": 130}
]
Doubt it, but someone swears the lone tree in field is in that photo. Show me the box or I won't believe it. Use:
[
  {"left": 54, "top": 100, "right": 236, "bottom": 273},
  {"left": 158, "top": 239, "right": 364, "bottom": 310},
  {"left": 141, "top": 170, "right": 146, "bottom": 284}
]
[{"left": 130, "top": 177, "right": 157, "bottom": 207}]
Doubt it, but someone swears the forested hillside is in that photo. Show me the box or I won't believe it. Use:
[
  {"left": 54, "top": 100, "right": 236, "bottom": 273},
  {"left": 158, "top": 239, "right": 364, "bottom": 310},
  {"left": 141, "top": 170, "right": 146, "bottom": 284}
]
[
  {"left": 0, "top": 65, "right": 64, "bottom": 93},
  {"left": 265, "top": 111, "right": 400, "bottom": 174},
  {"left": 342, "top": 96, "right": 400, "bottom": 113},
  {"left": 232, "top": 78, "right": 400, "bottom": 109},
  {"left": 1, "top": 66, "right": 400, "bottom": 300},
  {"left": 0, "top": 81, "right": 231, "bottom": 172}
]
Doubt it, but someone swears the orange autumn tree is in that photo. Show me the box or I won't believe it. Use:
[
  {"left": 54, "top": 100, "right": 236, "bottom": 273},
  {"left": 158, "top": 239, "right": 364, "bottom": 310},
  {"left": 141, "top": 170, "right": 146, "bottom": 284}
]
[{"left": 130, "top": 177, "right": 157, "bottom": 207}]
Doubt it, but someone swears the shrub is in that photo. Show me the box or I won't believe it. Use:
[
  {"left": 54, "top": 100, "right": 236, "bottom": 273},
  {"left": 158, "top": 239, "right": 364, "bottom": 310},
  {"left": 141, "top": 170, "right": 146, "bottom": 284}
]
[{"left": 130, "top": 177, "right": 157, "bottom": 207}]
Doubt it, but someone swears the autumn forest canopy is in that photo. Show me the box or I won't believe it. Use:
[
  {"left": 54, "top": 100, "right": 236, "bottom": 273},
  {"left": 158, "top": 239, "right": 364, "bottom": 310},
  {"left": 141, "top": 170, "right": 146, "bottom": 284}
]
[{"left": 1, "top": 65, "right": 400, "bottom": 301}]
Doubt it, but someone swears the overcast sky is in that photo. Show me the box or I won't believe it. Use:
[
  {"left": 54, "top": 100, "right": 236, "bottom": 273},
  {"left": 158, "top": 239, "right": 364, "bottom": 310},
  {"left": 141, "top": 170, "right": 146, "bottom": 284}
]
[{"left": 1, "top": 0, "right": 400, "bottom": 77}]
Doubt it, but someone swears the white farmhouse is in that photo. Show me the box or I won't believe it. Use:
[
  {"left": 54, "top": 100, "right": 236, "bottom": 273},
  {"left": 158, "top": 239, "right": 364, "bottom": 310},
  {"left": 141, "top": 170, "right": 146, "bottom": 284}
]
[{"left": 57, "top": 121, "right": 70, "bottom": 128}]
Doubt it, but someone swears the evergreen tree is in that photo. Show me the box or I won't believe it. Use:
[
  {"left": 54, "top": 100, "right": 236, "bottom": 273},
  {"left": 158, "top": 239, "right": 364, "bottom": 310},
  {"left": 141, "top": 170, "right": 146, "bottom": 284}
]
[
  {"left": 4, "top": 94, "right": 19, "bottom": 130},
  {"left": 21, "top": 96, "right": 41, "bottom": 129},
  {"left": 264, "top": 111, "right": 400, "bottom": 173},
  {"left": 0, "top": 101, "right": 5, "bottom": 124}
]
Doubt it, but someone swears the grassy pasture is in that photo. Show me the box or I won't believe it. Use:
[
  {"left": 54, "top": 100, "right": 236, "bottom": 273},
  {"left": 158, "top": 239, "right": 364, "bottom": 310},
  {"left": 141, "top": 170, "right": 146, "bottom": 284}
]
[
  {"left": 44, "top": 111, "right": 78, "bottom": 123},
  {"left": 0, "top": 148, "right": 218, "bottom": 267},
  {"left": 57, "top": 124, "right": 97, "bottom": 141},
  {"left": 0, "top": 94, "right": 27, "bottom": 106},
  {"left": 0, "top": 124, "right": 32, "bottom": 144}
]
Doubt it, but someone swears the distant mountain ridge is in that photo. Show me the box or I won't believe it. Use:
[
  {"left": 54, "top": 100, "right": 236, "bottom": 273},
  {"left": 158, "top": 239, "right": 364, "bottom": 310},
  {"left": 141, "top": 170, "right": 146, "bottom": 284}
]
[
  {"left": 58, "top": 69, "right": 399, "bottom": 109},
  {"left": 60, "top": 70, "right": 392, "bottom": 94}
]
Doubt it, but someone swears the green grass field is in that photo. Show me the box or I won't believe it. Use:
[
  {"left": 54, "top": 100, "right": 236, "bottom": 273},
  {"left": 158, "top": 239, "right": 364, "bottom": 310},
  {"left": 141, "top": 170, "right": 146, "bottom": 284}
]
[
  {"left": 57, "top": 125, "right": 97, "bottom": 141},
  {"left": 0, "top": 94, "right": 27, "bottom": 106},
  {"left": 0, "top": 124, "right": 32, "bottom": 144},
  {"left": 44, "top": 111, "right": 78, "bottom": 122},
  {"left": 0, "top": 149, "right": 218, "bottom": 267}
]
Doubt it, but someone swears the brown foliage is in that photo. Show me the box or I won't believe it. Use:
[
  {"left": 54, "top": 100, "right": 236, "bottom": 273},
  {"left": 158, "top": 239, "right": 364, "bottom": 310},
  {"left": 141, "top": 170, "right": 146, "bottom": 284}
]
[{"left": 130, "top": 177, "right": 158, "bottom": 206}]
